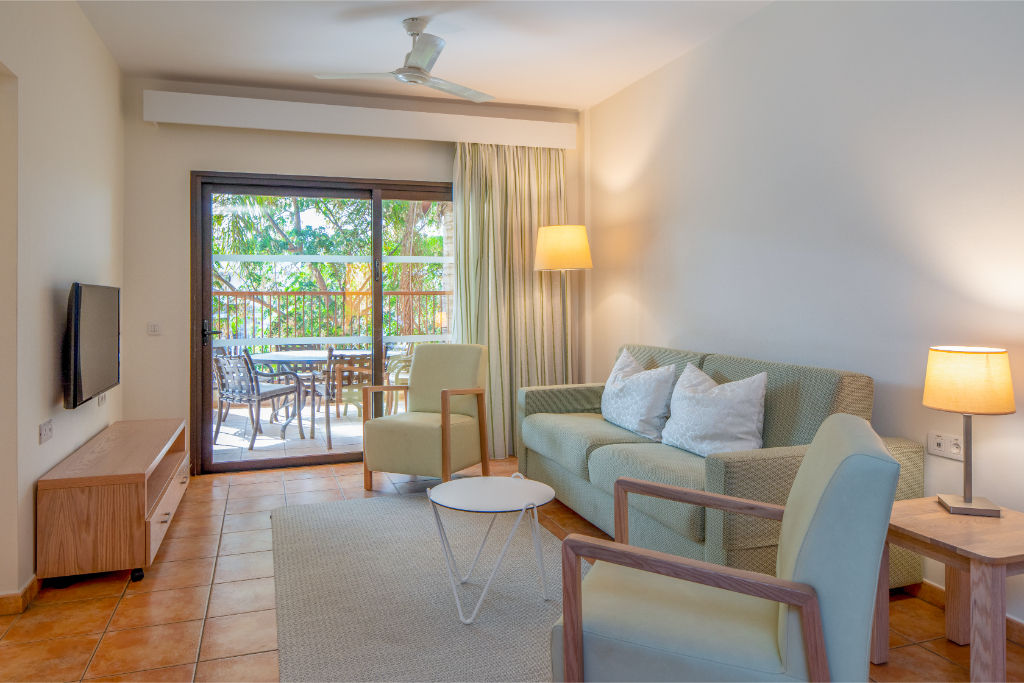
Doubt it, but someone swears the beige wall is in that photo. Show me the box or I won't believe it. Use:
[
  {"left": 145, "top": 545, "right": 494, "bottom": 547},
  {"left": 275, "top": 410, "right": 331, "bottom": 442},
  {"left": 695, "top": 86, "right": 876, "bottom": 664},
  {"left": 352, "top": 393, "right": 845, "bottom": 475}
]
[
  {"left": 121, "top": 78, "right": 582, "bottom": 426},
  {"left": 0, "top": 2, "right": 124, "bottom": 595},
  {"left": 585, "top": 1, "right": 1024, "bottom": 617},
  {"left": 0, "top": 65, "right": 18, "bottom": 593}
]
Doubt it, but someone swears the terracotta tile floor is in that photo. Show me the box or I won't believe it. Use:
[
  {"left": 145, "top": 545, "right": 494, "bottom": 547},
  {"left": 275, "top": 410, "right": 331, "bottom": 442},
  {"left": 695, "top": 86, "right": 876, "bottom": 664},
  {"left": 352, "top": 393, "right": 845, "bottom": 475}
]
[{"left": 1, "top": 457, "right": 1019, "bottom": 682}]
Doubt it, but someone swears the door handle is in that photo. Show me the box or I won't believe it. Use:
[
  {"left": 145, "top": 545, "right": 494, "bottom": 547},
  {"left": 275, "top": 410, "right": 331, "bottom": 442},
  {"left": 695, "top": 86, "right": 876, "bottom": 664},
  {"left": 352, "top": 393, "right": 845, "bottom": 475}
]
[{"left": 202, "top": 319, "right": 222, "bottom": 347}]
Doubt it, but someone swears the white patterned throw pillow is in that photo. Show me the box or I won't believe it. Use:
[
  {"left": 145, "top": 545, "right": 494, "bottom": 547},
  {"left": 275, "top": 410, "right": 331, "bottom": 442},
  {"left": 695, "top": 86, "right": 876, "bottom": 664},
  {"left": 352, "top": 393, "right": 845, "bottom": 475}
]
[
  {"left": 662, "top": 363, "right": 768, "bottom": 457},
  {"left": 600, "top": 350, "right": 676, "bottom": 440}
]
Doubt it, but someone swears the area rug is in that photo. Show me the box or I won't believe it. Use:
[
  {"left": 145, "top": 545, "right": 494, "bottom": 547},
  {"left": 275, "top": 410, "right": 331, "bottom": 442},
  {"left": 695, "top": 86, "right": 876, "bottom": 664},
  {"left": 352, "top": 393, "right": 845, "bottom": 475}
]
[{"left": 272, "top": 494, "right": 580, "bottom": 682}]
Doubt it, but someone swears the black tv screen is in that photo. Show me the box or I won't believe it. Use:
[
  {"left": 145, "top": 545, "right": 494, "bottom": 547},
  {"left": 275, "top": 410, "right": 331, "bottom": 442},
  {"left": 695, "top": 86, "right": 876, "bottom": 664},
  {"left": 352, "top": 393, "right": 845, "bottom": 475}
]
[{"left": 64, "top": 283, "right": 120, "bottom": 409}]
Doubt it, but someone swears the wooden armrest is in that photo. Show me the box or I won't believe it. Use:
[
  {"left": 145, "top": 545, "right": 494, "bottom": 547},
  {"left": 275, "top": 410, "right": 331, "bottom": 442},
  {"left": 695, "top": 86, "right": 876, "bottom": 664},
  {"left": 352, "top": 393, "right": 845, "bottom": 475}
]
[
  {"left": 441, "top": 387, "right": 485, "bottom": 397},
  {"left": 362, "top": 385, "right": 409, "bottom": 395},
  {"left": 561, "top": 534, "right": 828, "bottom": 682},
  {"left": 439, "top": 387, "right": 489, "bottom": 480},
  {"left": 613, "top": 477, "right": 784, "bottom": 543}
]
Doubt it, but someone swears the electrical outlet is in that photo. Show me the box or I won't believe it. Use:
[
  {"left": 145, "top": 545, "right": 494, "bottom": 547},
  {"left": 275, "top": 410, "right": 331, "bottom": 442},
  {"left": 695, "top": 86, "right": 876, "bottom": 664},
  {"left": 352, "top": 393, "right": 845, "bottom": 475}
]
[
  {"left": 97, "top": 392, "right": 107, "bottom": 407},
  {"left": 146, "top": 322, "right": 161, "bottom": 336},
  {"left": 39, "top": 419, "right": 53, "bottom": 445},
  {"left": 927, "top": 431, "right": 947, "bottom": 457},
  {"left": 948, "top": 435, "right": 964, "bottom": 460}
]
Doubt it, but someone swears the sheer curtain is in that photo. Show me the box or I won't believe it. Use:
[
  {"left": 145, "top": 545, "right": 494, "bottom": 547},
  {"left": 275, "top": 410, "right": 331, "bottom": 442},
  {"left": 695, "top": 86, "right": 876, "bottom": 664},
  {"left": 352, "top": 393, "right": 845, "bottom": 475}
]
[{"left": 452, "top": 142, "right": 572, "bottom": 458}]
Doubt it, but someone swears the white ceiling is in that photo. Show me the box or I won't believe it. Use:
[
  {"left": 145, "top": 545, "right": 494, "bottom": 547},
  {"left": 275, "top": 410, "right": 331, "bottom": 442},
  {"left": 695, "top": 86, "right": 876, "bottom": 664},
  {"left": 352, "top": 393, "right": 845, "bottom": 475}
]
[{"left": 79, "top": 1, "right": 765, "bottom": 110}]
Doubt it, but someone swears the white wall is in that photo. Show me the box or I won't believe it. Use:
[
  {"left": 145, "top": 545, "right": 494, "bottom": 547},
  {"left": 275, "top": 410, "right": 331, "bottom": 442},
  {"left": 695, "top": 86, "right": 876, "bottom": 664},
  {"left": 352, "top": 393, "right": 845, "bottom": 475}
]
[
  {"left": 0, "top": 2, "right": 124, "bottom": 596},
  {"left": 586, "top": 1, "right": 1024, "bottom": 617},
  {"left": 121, "top": 78, "right": 582, "bottom": 425}
]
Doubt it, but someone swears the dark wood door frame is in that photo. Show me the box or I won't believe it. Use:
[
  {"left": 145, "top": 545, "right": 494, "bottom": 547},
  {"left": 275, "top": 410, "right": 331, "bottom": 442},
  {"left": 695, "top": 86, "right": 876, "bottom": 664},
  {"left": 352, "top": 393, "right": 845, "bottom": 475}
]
[{"left": 189, "top": 171, "right": 452, "bottom": 475}]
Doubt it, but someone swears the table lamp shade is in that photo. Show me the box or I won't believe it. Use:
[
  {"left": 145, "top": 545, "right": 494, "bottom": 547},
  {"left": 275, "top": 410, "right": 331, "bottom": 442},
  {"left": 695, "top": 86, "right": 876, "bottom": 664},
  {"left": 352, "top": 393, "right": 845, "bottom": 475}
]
[
  {"left": 923, "top": 346, "right": 1015, "bottom": 415},
  {"left": 534, "top": 225, "right": 593, "bottom": 271}
]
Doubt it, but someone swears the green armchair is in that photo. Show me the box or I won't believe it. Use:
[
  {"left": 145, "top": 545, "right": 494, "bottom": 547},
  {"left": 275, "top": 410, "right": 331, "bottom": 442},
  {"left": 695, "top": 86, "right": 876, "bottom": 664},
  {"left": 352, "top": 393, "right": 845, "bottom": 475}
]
[
  {"left": 362, "top": 343, "right": 490, "bottom": 489},
  {"left": 554, "top": 413, "right": 899, "bottom": 681}
]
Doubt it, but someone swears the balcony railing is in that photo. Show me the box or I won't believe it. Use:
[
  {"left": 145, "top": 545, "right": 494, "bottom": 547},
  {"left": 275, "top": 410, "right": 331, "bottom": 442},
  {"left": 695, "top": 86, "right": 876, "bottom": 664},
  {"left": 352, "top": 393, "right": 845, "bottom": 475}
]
[{"left": 211, "top": 289, "right": 452, "bottom": 348}]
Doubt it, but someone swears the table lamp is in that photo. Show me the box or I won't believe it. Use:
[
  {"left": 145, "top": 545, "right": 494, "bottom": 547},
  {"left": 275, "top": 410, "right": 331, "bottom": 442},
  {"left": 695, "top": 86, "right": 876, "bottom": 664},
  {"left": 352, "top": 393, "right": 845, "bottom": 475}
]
[
  {"left": 534, "top": 225, "right": 592, "bottom": 384},
  {"left": 923, "top": 346, "right": 1015, "bottom": 516}
]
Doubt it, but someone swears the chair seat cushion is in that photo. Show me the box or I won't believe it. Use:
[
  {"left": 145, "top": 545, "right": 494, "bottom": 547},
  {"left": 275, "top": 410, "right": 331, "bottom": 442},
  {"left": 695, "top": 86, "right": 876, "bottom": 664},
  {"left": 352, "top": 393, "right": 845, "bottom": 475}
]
[
  {"left": 521, "top": 413, "right": 652, "bottom": 481},
  {"left": 363, "top": 412, "right": 481, "bottom": 479},
  {"left": 588, "top": 443, "right": 707, "bottom": 543},
  {"left": 552, "top": 561, "right": 795, "bottom": 682}
]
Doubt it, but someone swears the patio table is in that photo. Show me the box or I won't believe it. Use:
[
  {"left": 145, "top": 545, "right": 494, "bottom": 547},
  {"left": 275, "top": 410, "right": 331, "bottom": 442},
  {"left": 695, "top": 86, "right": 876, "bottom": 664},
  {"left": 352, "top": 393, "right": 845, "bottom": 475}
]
[{"left": 249, "top": 349, "right": 372, "bottom": 449}]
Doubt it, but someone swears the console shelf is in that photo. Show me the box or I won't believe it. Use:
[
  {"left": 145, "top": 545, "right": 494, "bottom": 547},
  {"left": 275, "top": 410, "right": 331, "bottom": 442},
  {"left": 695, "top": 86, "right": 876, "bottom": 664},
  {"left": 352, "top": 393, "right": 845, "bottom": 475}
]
[{"left": 36, "top": 419, "right": 188, "bottom": 580}]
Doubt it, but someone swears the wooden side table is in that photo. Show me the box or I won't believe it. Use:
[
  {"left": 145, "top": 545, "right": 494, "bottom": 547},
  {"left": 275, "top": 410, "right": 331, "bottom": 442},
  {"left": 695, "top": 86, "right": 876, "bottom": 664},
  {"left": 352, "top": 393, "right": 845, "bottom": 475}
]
[{"left": 871, "top": 497, "right": 1024, "bottom": 681}]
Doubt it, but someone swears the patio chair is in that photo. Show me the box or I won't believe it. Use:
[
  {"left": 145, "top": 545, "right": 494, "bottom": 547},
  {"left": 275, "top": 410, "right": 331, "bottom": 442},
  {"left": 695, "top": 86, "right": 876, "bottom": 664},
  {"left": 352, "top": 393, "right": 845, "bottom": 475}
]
[
  {"left": 213, "top": 350, "right": 305, "bottom": 450},
  {"left": 333, "top": 351, "right": 373, "bottom": 417},
  {"left": 383, "top": 350, "right": 412, "bottom": 415}
]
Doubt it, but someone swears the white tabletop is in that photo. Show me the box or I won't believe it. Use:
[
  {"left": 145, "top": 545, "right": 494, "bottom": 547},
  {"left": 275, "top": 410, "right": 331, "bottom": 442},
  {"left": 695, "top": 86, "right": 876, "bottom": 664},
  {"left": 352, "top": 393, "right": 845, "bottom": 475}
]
[
  {"left": 249, "top": 349, "right": 371, "bottom": 363},
  {"left": 428, "top": 476, "right": 555, "bottom": 513}
]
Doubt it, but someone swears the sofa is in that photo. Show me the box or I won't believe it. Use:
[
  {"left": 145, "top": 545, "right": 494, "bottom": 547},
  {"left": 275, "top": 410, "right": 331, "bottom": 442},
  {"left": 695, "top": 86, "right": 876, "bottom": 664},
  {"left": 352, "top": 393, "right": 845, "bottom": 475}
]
[{"left": 517, "top": 343, "right": 923, "bottom": 587}]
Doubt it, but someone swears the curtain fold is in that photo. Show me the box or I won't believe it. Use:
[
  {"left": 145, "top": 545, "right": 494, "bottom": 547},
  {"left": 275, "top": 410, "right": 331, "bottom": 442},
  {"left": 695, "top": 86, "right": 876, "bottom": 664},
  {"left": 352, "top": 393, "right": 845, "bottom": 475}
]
[{"left": 452, "top": 143, "right": 571, "bottom": 458}]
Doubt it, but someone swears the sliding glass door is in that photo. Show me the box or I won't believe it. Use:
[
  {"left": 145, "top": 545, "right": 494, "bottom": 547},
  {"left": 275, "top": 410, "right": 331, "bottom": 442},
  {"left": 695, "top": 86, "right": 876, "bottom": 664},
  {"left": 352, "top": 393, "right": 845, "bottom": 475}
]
[{"left": 190, "top": 173, "right": 451, "bottom": 474}]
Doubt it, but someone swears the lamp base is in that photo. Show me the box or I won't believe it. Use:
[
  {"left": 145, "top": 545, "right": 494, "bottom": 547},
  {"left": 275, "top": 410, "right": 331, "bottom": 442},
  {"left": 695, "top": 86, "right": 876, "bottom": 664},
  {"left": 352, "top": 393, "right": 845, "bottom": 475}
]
[{"left": 937, "top": 493, "right": 1001, "bottom": 517}]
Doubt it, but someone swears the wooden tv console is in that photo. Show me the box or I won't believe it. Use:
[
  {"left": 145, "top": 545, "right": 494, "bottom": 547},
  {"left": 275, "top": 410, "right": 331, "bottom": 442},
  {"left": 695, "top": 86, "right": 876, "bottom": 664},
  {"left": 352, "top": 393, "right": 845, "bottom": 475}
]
[{"left": 36, "top": 419, "right": 189, "bottom": 581}]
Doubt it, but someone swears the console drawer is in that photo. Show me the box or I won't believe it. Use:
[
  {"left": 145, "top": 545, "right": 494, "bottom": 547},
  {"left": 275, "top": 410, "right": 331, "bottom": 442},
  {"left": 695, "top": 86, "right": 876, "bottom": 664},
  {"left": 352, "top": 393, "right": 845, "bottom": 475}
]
[{"left": 146, "top": 453, "right": 189, "bottom": 564}]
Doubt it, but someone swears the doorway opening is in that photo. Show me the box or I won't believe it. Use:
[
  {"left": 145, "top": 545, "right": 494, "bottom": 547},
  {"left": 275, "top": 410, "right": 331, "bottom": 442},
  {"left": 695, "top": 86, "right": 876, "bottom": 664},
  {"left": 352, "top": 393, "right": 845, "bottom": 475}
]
[{"left": 190, "top": 173, "right": 452, "bottom": 474}]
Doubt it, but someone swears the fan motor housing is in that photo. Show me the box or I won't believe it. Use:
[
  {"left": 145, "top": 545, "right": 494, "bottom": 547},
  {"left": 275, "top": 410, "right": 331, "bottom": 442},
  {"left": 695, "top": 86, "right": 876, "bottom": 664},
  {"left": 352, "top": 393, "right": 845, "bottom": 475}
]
[{"left": 394, "top": 67, "right": 430, "bottom": 85}]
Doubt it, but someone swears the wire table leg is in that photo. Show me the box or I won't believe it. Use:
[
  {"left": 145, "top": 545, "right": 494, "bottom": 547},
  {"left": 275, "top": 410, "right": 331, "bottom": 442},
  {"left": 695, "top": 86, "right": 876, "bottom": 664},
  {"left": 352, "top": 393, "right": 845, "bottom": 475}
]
[
  {"left": 529, "top": 504, "right": 550, "bottom": 600},
  {"left": 429, "top": 496, "right": 547, "bottom": 624}
]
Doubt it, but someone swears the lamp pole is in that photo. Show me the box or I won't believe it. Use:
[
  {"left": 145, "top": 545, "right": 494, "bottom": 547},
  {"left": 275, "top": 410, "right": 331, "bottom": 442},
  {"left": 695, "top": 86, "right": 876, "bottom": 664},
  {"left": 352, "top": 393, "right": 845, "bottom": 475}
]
[{"left": 560, "top": 269, "right": 569, "bottom": 385}]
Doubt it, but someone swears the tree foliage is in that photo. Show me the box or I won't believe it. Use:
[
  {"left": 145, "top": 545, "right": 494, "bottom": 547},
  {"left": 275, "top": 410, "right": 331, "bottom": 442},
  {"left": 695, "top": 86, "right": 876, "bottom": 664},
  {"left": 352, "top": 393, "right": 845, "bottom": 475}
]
[{"left": 211, "top": 194, "right": 452, "bottom": 341}]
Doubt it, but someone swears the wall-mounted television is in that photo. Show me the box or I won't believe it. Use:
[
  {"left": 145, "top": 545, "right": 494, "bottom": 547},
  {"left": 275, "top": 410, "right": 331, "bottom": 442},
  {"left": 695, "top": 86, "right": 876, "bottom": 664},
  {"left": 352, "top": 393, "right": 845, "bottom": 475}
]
[{"left": 63, "top": 283, "right": 120, "bottom": 409}]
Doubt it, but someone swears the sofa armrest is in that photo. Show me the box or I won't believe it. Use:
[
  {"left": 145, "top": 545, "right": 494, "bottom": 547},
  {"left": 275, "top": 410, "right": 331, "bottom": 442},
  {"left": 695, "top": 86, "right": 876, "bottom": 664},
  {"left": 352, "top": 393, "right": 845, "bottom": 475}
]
[
  {"left": 883, "top": 437, "right": 925, "bottom": 502},
  {"left": 703, "top": 437, "right": 925, "bottom": 560},
  {"left": 518, "top": 383, "right": 605, "bottom": 418},
  {"left": 516, "top": 383, "right": 605, "bottom": 467},
  {"left": 703, "top": 446, "right": 805, "bottom": 561}
]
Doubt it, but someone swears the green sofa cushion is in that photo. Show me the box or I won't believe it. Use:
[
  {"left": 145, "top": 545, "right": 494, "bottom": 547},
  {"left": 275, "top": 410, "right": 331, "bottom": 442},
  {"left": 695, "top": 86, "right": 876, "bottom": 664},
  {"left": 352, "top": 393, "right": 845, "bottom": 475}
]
[
  {"left": 700, "top": 354, "right": 872, "bottom": 448},
  {"left": 588, "top": 443, "right": 707, "bottom": 543},
  {"left": 521, "top": 412, "right": 651, "bottom": 480}
]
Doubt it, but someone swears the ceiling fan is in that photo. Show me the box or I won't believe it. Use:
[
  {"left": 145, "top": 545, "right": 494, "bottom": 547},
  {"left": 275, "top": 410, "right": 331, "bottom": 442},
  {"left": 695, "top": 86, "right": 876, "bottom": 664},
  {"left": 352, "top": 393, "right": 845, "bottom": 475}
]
[{"left": 315, "top": 17, "right": 494, "bottom": 103}]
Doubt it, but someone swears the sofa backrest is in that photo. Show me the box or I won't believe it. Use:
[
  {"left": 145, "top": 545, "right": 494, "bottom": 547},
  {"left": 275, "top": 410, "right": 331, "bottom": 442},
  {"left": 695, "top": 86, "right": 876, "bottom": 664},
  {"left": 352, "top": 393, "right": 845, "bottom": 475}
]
[
  {"left": 700, "top": 354, "right": 873, "bottom": 448},
  {"left": 616, "top": 344, "right": 874, "bottom": 449},
  {"left": 619, "top": 344, "right": 707, "bottom": 380}
]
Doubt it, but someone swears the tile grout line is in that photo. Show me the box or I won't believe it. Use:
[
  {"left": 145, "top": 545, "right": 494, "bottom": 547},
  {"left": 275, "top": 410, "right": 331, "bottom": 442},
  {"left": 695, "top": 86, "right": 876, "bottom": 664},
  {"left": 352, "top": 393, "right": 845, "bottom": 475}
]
[
  {"left": 193, "top": 475, "right": 233, "bottom": 682},
  {"left": 77, "top": 569, "right": 131, "bottom": 681}
]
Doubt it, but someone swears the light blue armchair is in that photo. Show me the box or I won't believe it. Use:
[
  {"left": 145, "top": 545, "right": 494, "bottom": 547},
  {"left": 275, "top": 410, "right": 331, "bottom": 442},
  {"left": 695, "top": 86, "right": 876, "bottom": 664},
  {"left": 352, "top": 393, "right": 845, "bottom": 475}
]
[{"left": 554, "top": 413, "right": 899, "bottom": 681}]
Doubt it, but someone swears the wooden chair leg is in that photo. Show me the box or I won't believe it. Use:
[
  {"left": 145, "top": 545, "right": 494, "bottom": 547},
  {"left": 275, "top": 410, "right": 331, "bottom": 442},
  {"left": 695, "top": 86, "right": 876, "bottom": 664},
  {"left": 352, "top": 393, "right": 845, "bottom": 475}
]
[
  {"left": 363, "top": 462, "right": 373, "bottom": 490},
  {"left": 441, "top": 394, "right": 452, "bottom": 482},
  {"left": 476, "top": 393, "right": 491, "bottom": 476}
]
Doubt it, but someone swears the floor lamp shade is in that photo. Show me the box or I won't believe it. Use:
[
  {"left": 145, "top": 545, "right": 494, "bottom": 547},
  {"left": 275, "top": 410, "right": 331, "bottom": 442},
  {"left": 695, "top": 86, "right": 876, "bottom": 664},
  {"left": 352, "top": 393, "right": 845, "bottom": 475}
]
[
  {"left": 533, "top": 225, "right": 593, "bottom": 271},
  {"left": 533, "top": 225, "right": 592, "bottom": 385},
  {"left": 922, "top": 346, "right": 1015, "bottom": 516}
]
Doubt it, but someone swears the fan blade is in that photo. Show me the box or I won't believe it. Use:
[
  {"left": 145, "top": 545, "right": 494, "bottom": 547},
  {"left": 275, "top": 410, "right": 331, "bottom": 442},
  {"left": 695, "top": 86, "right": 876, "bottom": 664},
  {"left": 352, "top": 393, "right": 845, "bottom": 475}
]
[
  {"left": 314, "top": 72, "right": 395, "bottom": 80},
  {"left": 405, "top": 33, "right": 445, "bottom": 71},
  {"left": 424, "top": 77, "right": 494, "bottom": 103}
]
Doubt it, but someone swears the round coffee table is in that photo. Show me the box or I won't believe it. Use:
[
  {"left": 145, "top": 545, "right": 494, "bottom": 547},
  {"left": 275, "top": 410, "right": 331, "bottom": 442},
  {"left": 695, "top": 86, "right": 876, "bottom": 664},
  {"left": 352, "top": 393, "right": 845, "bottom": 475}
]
[{"left": 427, "top": 473, "right": 556, "bottom": 624}]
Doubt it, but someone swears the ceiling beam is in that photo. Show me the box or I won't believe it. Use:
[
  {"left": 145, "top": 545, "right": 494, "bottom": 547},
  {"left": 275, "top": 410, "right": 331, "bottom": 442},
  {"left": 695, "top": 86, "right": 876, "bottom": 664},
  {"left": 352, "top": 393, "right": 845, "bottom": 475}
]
[{"left": 142, "top": 90, "right": 577, "bottom": 149}]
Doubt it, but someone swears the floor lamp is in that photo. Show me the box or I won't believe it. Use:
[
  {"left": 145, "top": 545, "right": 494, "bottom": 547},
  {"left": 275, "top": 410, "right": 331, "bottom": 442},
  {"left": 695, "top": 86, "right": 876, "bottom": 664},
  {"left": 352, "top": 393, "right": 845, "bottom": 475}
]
[
  {"left": 923, "top": 345, "right": 1016, "bottom": 517},
  {"left": 534, "top": 225, "right": 592, "bottom": 385}
]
